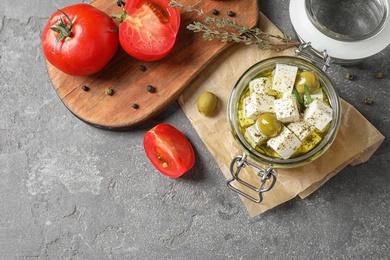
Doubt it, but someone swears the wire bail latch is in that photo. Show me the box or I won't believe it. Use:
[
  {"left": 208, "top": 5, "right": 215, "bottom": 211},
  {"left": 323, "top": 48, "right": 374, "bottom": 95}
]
[
  {"left": 227, "top": 153, "right": 277, "bottom": 203},
  {"left": 295, "top": 42, "right": 331, "bottom": 72}
]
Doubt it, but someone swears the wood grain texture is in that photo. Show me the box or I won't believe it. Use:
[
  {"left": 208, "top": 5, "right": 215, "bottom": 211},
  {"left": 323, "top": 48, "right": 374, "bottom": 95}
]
[{"left": 47, "top": 0, "right": 259, "bottom": 130}]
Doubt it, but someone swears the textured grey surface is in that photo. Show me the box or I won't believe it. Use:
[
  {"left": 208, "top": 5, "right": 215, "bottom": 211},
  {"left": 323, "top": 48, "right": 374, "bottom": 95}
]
[{"left": 1, "top": 0, "right": 390, "bottom": 259}]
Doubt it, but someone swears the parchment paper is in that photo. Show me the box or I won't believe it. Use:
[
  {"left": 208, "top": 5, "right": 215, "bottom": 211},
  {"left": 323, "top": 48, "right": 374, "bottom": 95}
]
[{"left": 178, "top": 13, "right": 385, "bottom": 216}]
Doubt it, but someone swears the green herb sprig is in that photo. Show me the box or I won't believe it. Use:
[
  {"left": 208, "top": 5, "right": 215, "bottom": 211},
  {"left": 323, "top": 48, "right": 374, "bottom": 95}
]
[
  {"left": 293, "top": 84, "right": 313, "bottom": 109},
  {"left": 293, "top": 88, "right": 304, "bottom": 107},
  {"left": 169, "top": 0, "right": 300, "bottom": 51},
  {"left": 304, "top": 84, "right": 313, "bottom": 105}
]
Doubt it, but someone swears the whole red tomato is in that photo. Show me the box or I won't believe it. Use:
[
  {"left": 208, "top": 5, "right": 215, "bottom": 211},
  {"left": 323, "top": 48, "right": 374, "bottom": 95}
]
[
  {"left": 144, "top": 124, "right": 195, "bottom": 178},
  {"left": 117, "top": 0, "right": 181, "bottom": 61},
  {"left": 42, "top": 4, "right": 119, "bottom": 76}
]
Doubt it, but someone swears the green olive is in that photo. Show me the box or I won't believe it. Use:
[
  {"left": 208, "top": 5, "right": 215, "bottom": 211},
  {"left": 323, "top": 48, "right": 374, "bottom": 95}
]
[
  {"left": 197, "top": 91, "right": 218, "bottom": 116},
  {"left": 256, "top": 113, "right": 283, "bottom": 137},
  {"left": 294, "top": 71, "right": 320, "bottom": 94}
]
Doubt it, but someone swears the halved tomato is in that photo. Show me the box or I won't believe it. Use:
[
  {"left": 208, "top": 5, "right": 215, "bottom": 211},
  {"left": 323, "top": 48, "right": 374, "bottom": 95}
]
[
  {"left": 143, "top": 124, "right": 195, "bottom": 178},
  {"left": 118, "top": 0, "right": 181, "bottom": 61}
]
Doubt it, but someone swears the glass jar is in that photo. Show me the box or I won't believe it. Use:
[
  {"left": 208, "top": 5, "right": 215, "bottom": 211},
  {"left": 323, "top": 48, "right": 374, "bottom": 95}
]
[
  {"left": 290, "top": 0, "right": 390, "bottom": 65},
  {"left": 227, "top": 56, "right": 341, "bottom": 202}
]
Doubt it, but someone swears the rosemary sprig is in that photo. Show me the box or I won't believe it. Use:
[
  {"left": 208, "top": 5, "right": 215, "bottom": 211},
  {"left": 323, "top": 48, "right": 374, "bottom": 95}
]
[{"left": 169, "top": 0, "right": 300, "bottom": 51}]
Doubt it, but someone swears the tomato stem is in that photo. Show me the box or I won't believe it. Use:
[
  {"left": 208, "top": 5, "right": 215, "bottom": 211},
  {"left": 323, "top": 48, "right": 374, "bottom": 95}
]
[
  {"left": 111, "top": 12, "right": 128, "bottom": 24},
  {"left": 50, "top": 9, "right": 76, "bottom": 54}
]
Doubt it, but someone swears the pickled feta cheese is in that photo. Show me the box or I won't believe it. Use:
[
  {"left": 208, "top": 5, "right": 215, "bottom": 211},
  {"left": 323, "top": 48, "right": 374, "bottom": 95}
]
[
  {"left": 244, "top": 92, "right": 275, "bottom": 119},
  {"left": 274, "top": 94, "right": 300, "bottom": 123},
  {"left": 236, "top": 65, "right": 334, "bottom": 159},
  {"left": 271, "top": 64, "right": 298, "bottom": 94},
  {"left": 287, "top": 121, "right": 314, "bottom": 141},
  {"left": 249, "top": 77, "right": 271, "bottom": 95},
  {"left": 298, "top": 132, "right": 322, "bottom": 154},
  {"left": 245, "top": 124, "right": 268, "bottom": 148},
  {"left": 304, "top": 89, "right": 324, "bottom": 104},
  {"left": 238, "top": 110, "right": 255, "bottom": 128},
  {"left": 267, "top": 126, "right": 302, "bottom": 159},
  {"left": 303, "top": 99, "right": 333, "bottom": 131}
]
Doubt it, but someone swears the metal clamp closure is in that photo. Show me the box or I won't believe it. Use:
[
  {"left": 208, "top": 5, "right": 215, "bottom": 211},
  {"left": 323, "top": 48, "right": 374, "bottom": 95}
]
[
  {"left": 227, "top": 153, "right": 277, "bottom": 203},
  {"left": 295, "top": 42, "right": 331, "bottom": 72}
]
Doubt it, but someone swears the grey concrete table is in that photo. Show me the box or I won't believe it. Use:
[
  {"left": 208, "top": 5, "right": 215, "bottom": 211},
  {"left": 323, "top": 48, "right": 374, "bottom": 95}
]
[{"left": 1, "top": 0, "right": 389, "bottom": 259}]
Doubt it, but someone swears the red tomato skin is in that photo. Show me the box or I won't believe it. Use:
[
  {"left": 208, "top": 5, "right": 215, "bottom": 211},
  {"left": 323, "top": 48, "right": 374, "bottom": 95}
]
[
  {"left": 42, "top": 4, "right": 119, "bottom": 76},
  {"left": 119, "top": 0, "right": 181, "bottom": 61},
  {"left": 144, "top": 124, "right": 195, "bottom": 178}
]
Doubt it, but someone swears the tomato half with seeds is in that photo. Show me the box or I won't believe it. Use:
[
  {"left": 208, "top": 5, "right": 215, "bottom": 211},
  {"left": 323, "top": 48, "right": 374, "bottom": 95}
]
[
  {"left": 118, "top": 0, "right": 181, "bottom": 61},
  {"left": 143, "top": 124, "right": 195, "bottom": 178},
  {"left": 42, "top": 4, "right": 119, "bottom": 76}
]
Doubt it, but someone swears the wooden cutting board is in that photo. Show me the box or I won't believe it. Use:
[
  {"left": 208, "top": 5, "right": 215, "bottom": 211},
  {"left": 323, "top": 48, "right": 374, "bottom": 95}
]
[{"left": 46, "top": 0, "right": 259, "bottom": 130}]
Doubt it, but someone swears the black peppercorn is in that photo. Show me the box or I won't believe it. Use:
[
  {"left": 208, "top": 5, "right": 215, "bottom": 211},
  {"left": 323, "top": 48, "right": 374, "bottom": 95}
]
[
  {"left": 139, "top": 65, "right": 147, "bottom": 72},
  {"left": 81, "top": 85, "right": 89, "bottom": 91},
  {"left": 117, "top": 0, "right": 125, "bottom": 7},
  {"left": 227, "top": 10, "right": 235, "bottom": 17},
  {"left": 365, "top": 98, "right": 373, "bottom": 105},
  {"left": 132, "top": 103, "right": 139, "bottom": 109},
  {"left": 211, "top": 9, "right": 219, "bottom": 15},
  {"left": 147, "top": 85, "right": 156, "bottom": 93}
]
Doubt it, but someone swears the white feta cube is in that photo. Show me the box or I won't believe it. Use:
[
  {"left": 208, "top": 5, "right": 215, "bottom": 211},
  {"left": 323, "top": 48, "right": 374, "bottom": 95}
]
[
  {"left": 245, "top": 124, "right": 268, "bottom": 148},
  {"left": 244, "top": 92, "right": 275, "bottom": 119},
  {"left": 271, "top": 64, "right": 298, "bottom": 94},
  {"left": 274, "top": 94, "right": 301, "bottom": 123},
  {"left": 303, "top": 100, "right": 333, "bottom": 131},
  {"left": 267, "top": 126, "right": 302, "bottom": 159},
  {"left": 287, "top": 121, "right": 314, "bottom": 141},
  {"left": 304, "top": 89, "right": 324, "bottom": 104},
  {"left": 249, "top": 77, "right": 271, "bottom": 95}
]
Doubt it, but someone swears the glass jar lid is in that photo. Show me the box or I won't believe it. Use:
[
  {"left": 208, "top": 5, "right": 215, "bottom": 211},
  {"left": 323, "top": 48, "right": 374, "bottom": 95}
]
[{"left": 290, "top": 0, "right": 390, "bottom": 64}]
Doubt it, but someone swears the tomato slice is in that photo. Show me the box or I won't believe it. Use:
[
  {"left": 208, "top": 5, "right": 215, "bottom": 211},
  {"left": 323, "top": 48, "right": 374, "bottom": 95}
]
[
  {"left": 143, "top": 124, "right": 195, "bottom": 178},
  {"left": 119, "top": 0, "right": 181, "bottom": 61}
]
